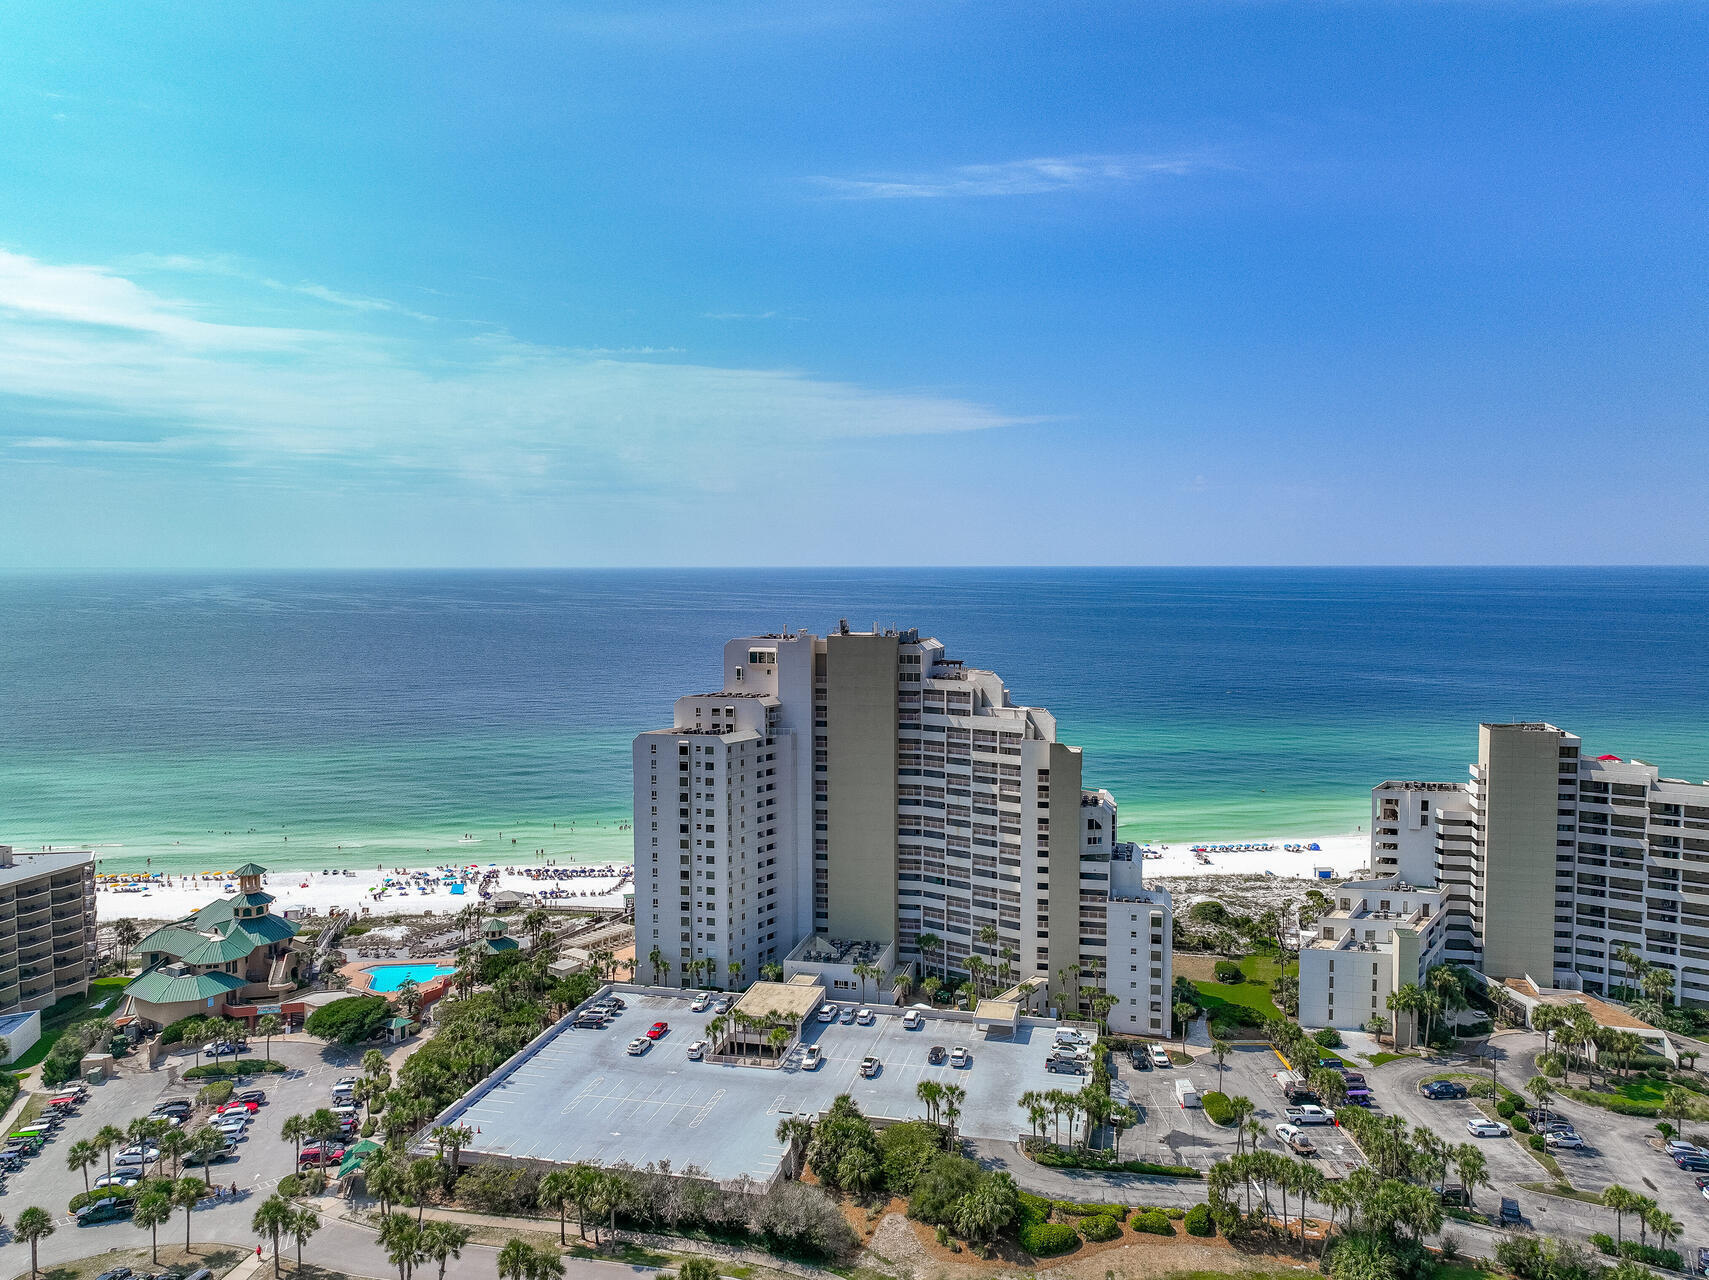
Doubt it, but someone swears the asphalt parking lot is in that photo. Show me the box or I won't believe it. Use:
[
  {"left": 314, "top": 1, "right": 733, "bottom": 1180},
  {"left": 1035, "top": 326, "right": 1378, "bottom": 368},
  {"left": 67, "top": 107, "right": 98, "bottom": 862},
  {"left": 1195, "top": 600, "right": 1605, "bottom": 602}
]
[
  {"left": 1111, "top": 1044, "right": 1364, "bottom": 1175},
  {"left": 0, "top": 1037, "right": 383, "bottom": 1238},
  {"left": 443, "top": 987, "right": 1080, "bottom": 1185}
]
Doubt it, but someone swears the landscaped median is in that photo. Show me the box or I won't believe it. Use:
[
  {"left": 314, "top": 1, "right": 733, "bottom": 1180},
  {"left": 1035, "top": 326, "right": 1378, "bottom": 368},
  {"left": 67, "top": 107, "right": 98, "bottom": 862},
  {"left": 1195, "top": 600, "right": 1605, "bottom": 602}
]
[
  {"left": 1015, "top": 1194, "right": 1204, "bottom": 1257},
  {"left": 1021, "top": 1138, "right": 1200, "bottom": 1179}
]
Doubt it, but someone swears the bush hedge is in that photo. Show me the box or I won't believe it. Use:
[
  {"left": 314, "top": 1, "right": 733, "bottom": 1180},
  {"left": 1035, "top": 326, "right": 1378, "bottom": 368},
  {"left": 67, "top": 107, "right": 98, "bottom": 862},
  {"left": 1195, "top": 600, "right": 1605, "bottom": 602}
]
[
  {"left": 1590, "top": 1237, "right": 1683, "bottom": 1271},
  {"left": 1130, "top": 1210, "right": 1174, "bottom": 1236},
  {"left": 1511, "top": 1113, "right": 1531, "bottom": 1133},
  {"left": 1016, "top": 1195, "right": 1079, "bottom": 1257},
  {"left": 1078, "top": 1214, "right": 1122, "bottom": 1242},
  {"left": 1312, "top": 1027, "right": 1343, "bottom": 1048},
  {"left": 1026, "top": 1145, "right": 1199, "bottom": 1179},
  {"left": 197, "top": 1080, "right": 234, "bottom": 1105},
  {"left": 1495, "top": 1098, "right": 1517, "bottom": 1118},
  {"left": 1183, "top": 1203, "right": 1215, "bottom": 1237},
  {"left": 1201, "top": 1090, "right": 1234, "bottom": 1126},
  {"left": 1527, "top": 1134, "right": 1546, "bottom": 1151},
  {"left": 183, "top": 1059, "right": 287, "bottom": 1078},
  {"left": 1213, "top": 961, "right": 1243, "bottom": 983},
  {"left": 1051, "top": 1200, "right": 1127, "bottom": 1219}
]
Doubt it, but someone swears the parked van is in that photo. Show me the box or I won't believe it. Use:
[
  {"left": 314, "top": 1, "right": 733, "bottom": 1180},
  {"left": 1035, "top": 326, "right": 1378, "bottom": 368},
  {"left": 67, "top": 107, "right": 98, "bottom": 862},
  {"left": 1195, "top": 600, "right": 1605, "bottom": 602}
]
[{"left": 1174, "top": 1078, "right": 1201, "bottom": 1108}]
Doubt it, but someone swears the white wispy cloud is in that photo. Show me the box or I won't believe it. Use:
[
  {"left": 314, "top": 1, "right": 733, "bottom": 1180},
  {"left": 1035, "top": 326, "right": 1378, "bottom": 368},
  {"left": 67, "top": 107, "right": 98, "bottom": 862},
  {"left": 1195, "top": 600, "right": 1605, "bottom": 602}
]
[
  {"left": 813, "top": 152, "right": 1219, "bottom": 200},
  {"left": 0, "top": 248, "right": 1017, "bottom": 493}
]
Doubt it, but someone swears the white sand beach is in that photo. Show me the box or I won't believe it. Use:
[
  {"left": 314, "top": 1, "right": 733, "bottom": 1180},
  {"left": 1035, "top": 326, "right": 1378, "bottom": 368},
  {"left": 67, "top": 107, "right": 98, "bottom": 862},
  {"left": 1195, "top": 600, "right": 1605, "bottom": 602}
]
[
  {"left": 94, "top": 830, "right": 1370, "bottom": 924},
  {"left": 98, "top": 861, "right": 635, "bottom": 924},
  {"left": 1132, "top": 831, "right": 1369, "bottom": 881}
]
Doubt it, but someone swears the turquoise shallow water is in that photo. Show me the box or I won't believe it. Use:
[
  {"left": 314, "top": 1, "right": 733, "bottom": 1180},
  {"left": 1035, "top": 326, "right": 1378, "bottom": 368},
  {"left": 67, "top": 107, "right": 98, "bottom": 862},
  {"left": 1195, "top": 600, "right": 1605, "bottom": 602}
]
[{"left": 1, "top": 568, "right": 1707, "bottom": 876}]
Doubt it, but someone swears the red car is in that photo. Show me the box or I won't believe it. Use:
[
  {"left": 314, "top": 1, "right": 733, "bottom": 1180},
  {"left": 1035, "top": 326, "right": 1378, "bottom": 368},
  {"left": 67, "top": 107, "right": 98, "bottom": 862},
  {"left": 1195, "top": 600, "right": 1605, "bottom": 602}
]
[
  {"left": 647, "top": 1021, "right": 669, "bottom": 1039},
  {"left": 299, "top": 1147, "right": 345, "bottom": 1167},
  {"left": 217, "top": 1101, "right": 259, "bottom": 1115}
]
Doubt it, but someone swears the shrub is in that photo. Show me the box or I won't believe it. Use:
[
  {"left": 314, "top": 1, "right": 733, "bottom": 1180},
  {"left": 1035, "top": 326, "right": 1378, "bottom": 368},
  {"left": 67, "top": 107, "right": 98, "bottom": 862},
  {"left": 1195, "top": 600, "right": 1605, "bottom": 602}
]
[
  {"left": 1312, "top": 1027, "right": 1343, "bottom": 1048},
  {"left": 1020, "top": 1222, "right": 1078, "bottom": 1256},
  {"left": 1130, "top": 1210, "right": 1174, "bottom": 1236},
  {"left": 1495, "top": 1098, "right": 1517, "bottom": 1118},
  {"left": 1511, "top": 1113, "right": 1531, "bottom": 1133},
  {"left": 196, "top": 1080, "right": 234, "bottom": 1105},
  {"left": 1617, "top": 1242, "right": 1683, "bottom": 1270},
  {"left": 1201, "top": 1090, "right": 1234, "bottom": 1126},
  {"left": 1590, "top": 1234, "right": 1616, "bottom": 1256},
  {"left": 1527, "top": 1133, "right": 1546, "bottom": 1151},
  {"left": 879, "top": 1120, "right": 946, "bottom": 1196},
  {"left": 1052, "top": 1200, "right": 1126, "bottom": 1219},
  {"left": 304, "top": 995, "right": 392, "bottom": 1044},
  {"left": 907, "top": 1152, "right": 980, "bottom": 1227},
  {"left": 456, "top": 1162, "right": 540, "bottom": 1215},
  {"left": 1183, "top": 1202, "right": 1215, "bottom": 1237},
  {"left": 278, "top": 1174, "right": 302, "bottom": 1197},
  {"left": 1213, "top": 961, "right": 1243, "bottom": 984},
  {"left": 1078, "top": 1214, "right": 1121, "bottom": 1242}
]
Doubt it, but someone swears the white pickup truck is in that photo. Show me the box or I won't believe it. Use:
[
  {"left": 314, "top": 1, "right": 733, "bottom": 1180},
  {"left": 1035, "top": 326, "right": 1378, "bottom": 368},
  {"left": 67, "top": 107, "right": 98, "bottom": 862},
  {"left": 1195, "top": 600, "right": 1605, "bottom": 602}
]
[{"left": 1284, "top": 1104, "right": 1335, "bottom": 1125}]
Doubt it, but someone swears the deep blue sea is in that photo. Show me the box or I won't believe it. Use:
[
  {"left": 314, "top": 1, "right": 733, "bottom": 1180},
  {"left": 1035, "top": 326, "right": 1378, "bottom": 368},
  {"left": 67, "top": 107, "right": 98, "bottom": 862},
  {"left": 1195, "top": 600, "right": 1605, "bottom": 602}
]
[{"left": 2, "top": 568, "right": 1707, "bottom": 876}]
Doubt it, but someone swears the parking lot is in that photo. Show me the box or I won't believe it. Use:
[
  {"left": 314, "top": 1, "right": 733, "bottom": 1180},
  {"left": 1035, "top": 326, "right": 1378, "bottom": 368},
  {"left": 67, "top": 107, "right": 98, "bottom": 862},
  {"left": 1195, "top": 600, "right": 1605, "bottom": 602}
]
[
  {"left": 1112, "top": 1043, "right": 1364, "bottom": 1174},
  {"left": 0, "top": 1036, "right": 390, "bottom": 1237},
  {"left": 442, "top": 987, "right": 1082, "bottom": 1185}
]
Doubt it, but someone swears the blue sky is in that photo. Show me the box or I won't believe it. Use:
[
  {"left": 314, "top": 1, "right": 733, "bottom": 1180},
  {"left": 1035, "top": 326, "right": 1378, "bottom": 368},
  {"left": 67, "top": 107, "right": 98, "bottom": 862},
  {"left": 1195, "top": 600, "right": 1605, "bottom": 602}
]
[{"left": 0, "top": 1, "right": 1703, "bottom": 568}]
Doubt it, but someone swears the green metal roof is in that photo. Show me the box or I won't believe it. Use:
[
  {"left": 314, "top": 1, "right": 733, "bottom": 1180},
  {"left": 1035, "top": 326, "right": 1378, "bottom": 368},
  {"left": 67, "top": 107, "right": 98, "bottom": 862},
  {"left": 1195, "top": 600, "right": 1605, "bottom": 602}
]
[
  {"left": 123, "top": 965, "right": 248, "bottom": 1005},
  {"left": 480, "top": 936, "right": 519, "bottom": 954},
  {"left": 178, "top": 933, "right": 255, "bottom": 966},
  {"left": 386, "top": 1016, "right": 416, "bottom": 1029},
  {"left": 232, "top": 863, "right": 268, "bottom": 877},
  {"left": 228, "top": 913, "right": 297, "bottom": 945},
  {"left": 134, "top": 924, "right": 206, "bottom": 957},
  {"left": 190, "top": 891, "right": 275, "bottom": 927}
]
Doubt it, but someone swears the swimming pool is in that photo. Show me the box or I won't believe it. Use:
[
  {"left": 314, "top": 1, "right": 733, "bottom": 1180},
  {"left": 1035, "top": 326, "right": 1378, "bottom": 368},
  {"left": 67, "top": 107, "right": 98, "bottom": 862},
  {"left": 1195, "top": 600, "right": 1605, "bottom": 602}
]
[{"left": 364, "top": 962, "right": 455, "bottom": 993}]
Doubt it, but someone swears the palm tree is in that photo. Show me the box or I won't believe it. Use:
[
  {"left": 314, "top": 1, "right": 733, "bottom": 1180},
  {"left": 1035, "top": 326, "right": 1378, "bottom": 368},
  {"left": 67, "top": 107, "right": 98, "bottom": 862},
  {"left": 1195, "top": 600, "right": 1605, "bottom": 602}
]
[
  {"left": 158, "top": 1126, "right": 189, "bottom": 1179},
  {"left": 94, "top": 1123, "right": 125, "bottom": 1179},
  {"left": 278, "top": 1113, "right": 309, "bottom": 1169},
  {"left": 537, "top": 1170, "right": 576, "bottom": 1243},
  {"left": 918, "top": 1080, "right": 943, "bottom": 1124},
  {"left": 407, "top": 1156, "right": 439, "bottom": 1223},
  {"left": 286, "top": 1205, "right": 321, "bottom": 1271},
  {"left": 916, "top": 932, "right": 942, "bottom": 981},
  {"left": 171, "top": 1177, "right": 203, "bottom": 1252},
  {"left": 380, "top": 1212, "right": 426, "bottom": 1280},
  {"left": 527, "top": 1245, "right": 565, "bottom": 1280},
  {"left": 942, "top": 1084, "right": 966, "bottom": 1141},
  {"left": 1602, "top": 1184, "right": 1638, "bottom": 1245},
  {"left": 66, "top": 1138, "right": 99, "bottom": 1193},
  {"left": 256, "top": 1012, "right": 285, "bottom": 1062},
  {"left": 1525, "top": 1074, "right": 1554, "bottom": 1121},
  {"left": 1173, "top": 1000, "right": 1194, "bottom": 1053},
  {"left": 187, "top": 1127, "right": 225, "bottom": 1186},
  {"left": 253, "top": 1192, "right": 295, "bottom": 1278},
  {"left": 566, "top": 1164, "right": 602, "bottom": 1240},
  {"left": 1611, "top": 942, "right": 1644, "bottom": 999},
  {"left": 133, "top": 1190, "right": 171, "bottom": 1264},
  {"left": 422, "top": 1221, "right": 470, "bottom": 1280},
  {"left": 111, "top": 917, "right": 142, "bottom": 970},
  {"left": 521, "top": 908, "right": 552, "bottom": 951},
  {"left": 15, "top": 1205, "right": 54, "bottom": 1279},
  {"left": 1664, "top": 1086, "right": 1693, "bottom": 1131},
  {"left": 1650, "top": 1207, "right": 1683, "bottom": 1252},
  {"left": 1632, "top": 1194, "right": 1659, "bottom": 1246},
  {"left": 498, "top": 1239, "right": 534, "bottom": 1280},
  {"left": 1228, "top": 1095, "right": 1256, "bottom": 1151},
  {"left": 1454, "top": 1143, "right": 1488, "bottom": 1203},
  {"left": 1211, "top": 1038, "right": 1231, "bottom": 1073}
]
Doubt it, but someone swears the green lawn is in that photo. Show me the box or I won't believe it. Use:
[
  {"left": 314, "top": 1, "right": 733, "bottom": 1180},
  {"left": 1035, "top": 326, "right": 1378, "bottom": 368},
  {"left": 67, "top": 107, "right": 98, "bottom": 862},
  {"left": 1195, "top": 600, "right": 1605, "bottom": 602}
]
[
  {"left": 1190, "top": 954, "right": 1290, "bottom": 1027},
  {"left": 1368, "top": 1051, "right": 1415, "bottom": 1066},
  {"left": 9, "top": 974, "right": 129, "bottom": 1074}
]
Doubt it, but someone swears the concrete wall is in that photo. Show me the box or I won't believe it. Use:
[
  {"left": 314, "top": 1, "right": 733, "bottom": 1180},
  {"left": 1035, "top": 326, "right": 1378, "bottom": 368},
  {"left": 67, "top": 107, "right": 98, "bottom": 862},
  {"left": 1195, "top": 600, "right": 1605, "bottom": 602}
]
[
  {"left": 1479, "top": 725, "right": 1564, "bottom": 981},
  {"left": 824, "top": 633, "right": 899, "bottom": 943},
  {"left": 1045, "top": 743, "right": 1084, "bottom": 989}
]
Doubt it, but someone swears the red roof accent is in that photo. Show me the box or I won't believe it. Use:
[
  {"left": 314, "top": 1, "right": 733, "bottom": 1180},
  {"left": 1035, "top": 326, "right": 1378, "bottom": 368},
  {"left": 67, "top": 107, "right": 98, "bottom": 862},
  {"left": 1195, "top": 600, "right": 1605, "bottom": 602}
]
[{"left": 1597, "top": 754, "right": 1622, "bottom": 762}]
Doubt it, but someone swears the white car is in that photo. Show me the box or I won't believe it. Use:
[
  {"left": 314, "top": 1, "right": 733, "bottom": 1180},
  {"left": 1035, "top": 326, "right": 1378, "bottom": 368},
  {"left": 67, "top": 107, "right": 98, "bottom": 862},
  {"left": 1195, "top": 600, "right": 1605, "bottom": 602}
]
[
  {"left": 115, "top": 1145, "right": 161, "bottom": 1167},
  {"left": 817, "top": 1005, "right": 837, "bottom": 1023},
  {"left": 626, "top": 1037, "right": 650, "bottom": 1056},
  {"left": 93, "top": 1172, "right": 140, "bottom": 1190},
  {"left": 687, "top": 1039, "right": 707, "bottom": 1060},
  {"left": 1466, "top": 1119, "right": 1510, "bottom": 1138},
  {"left": 1285, "top": 1105, "right": 1335, "bottom": 1125},
  {"left": 1148, "top": 1044, "right": 1171, "bottom": 1067},
  {"left": 214, "top": 1118, "right": 249, "bottom": 1138},
  {"left": 855, "top": 1008, "right": 875, "bottom": 1025},
  {"left": 801, "top": 1044, "right": 822, "bottom": 1069},
  {"left": 1545, "top": 1132, "right": 1585, "bottom": 1149},
  {"left": 859, "top": 1056, "right": 881, "bottom": 1078},
  {"left": 1664, "top": 1139, "right": 1702, "bottom": 1157},
  {"left": 902, "top": 1009, "right": 924, "bottom": 1029},
  {"left": 690, "top": 994, "right": 712, "bottom": 1012},
  {"left": 950, "top": 1046, "right": 971, "bottom": 1067}
]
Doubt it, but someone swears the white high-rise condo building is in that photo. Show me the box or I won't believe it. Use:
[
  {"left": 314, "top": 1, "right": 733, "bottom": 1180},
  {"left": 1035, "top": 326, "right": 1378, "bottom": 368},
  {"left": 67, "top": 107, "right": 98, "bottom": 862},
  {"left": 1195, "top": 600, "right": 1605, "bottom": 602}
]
[
  {"left": 633, "top": 624, "right": 1172, "bottom": 1035},
  {"left": 1298, "top": 722, "right": 1709, "bottom": 1031}
]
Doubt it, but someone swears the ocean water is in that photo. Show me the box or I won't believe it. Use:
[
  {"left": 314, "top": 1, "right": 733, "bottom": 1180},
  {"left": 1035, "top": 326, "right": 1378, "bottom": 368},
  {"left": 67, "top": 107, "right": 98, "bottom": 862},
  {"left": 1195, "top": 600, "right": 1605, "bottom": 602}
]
[{"left": 2, "top": 568, "right": 1707, "bottom": 877}]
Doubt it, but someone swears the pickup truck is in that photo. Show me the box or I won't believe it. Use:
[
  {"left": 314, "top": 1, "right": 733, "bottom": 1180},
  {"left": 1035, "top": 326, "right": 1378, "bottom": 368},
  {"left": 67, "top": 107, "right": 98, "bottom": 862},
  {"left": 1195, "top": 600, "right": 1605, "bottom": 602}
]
[
  {"left": 1274, "top": 1122, "right": 1317, "bottom": 1155},
  {"left": 1284, "top": 1104, "right": 1335, "bottom": 1125}
]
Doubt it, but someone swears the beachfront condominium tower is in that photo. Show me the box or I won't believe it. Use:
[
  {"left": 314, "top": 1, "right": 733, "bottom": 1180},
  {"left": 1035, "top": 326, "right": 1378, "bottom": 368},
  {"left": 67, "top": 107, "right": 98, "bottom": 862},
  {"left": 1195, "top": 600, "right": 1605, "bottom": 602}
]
[
  {"left": 0, "top": 846, "right": 97, "bottom": 1020},
  {"left": 632, "top": 624, "right": 1172, "bottom": 1034},
  {"left": 1300, "top": 722, "right": 1709, "bottom": 1021}
]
